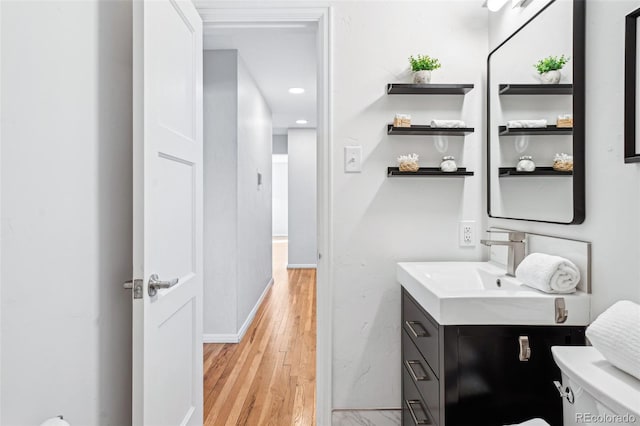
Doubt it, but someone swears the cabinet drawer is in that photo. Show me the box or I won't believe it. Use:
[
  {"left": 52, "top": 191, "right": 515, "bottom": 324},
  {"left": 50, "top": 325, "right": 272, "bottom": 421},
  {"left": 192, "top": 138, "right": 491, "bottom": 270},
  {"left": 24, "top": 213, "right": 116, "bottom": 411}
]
[
  {"left": 402, "top": 290, "right": 440, "bottom": 378},
  {"left": 402, "top": 366, "right": 436, "bottom": 426},
  {"left": 402, "top": 330, "right": 439, "bottom": 424}
]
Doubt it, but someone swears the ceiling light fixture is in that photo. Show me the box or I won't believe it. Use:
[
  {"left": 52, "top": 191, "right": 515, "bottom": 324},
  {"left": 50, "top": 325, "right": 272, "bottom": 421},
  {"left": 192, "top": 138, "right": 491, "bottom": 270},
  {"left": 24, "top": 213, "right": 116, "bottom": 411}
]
[
  {"left": 288, "top": 88, "right": 305, "bottom": 94},
  {"left": 296, "top": 119, "right": 308, "bottom": 125},
  {"left": 486, "top": 0, "right": 509, "bottom": 11}
]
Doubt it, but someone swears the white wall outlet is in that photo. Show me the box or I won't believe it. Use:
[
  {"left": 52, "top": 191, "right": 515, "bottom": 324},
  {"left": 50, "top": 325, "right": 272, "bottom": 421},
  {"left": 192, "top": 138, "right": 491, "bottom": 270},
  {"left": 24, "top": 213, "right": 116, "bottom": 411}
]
[
  {"left": 459, "top": 221, "right": 476, "bottom": 247},
  {"left": 344, "top": 146, "right": 362, "bottom": 173}
]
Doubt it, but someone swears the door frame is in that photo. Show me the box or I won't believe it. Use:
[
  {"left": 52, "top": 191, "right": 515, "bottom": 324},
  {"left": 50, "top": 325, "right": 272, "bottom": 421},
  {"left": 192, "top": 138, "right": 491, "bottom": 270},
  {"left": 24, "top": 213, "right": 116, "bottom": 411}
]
[{"left": 194, "top": 4, "right": 333, "bottom": 425}]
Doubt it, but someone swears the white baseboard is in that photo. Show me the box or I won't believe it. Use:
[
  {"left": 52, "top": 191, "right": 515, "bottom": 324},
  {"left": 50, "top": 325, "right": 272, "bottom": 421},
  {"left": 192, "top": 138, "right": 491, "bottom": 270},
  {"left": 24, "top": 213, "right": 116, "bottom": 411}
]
[
  {"left": 202, "top": 277, "right": 274, "bottom": 344},
  {"left": 202, "top": 333, "right": 239, "bottom": 344},
  {"left": 236, "top": 277, "right": 273, "bottom": 341},
  {"left": 287, "top": 264, "right": 317, "bottom": 269}
]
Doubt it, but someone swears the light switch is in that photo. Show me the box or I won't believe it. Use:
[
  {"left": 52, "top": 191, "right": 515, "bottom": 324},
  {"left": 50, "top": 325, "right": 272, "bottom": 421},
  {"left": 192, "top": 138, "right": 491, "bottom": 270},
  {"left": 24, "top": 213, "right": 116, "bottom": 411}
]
[{"left": 344, "top": 146, "right": 362, "bottom": 173}]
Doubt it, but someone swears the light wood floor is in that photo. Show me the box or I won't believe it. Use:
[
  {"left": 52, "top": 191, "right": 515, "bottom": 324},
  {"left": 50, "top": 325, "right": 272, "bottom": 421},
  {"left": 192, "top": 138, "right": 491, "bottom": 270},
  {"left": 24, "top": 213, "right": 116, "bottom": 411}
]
[{"left": 203, "top": 241, "right": 316, "bottom": 425}]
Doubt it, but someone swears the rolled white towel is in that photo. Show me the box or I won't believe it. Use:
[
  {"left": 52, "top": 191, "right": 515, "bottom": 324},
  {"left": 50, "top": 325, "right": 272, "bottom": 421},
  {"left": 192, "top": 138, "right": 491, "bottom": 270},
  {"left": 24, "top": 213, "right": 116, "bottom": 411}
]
[
  {"left": 507, "top": 119, "right": 548, "bottom": 128},
  {"left": 431, "top": 119, "right": 466, "bottom": 128},
  {"left": 515, "top": 252, "right": 580, "bottom": 293},
  {"left": 586, "top": 300, "right": 640, "bottom": 380}
]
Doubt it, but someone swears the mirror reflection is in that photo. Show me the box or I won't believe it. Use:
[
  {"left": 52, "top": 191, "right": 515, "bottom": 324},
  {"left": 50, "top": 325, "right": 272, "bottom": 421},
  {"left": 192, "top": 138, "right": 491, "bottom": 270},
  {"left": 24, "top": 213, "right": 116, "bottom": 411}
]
[{"left": 487, "top": 0, "right": 585, "bottom": 224}]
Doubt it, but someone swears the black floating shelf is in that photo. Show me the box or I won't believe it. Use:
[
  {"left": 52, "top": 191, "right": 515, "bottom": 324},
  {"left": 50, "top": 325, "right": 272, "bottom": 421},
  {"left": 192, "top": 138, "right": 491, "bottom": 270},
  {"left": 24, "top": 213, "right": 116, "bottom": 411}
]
[
  {"left": 387, "top": 124, "right": 474, "bottom": 136},
  {"left": 499, "top": 84, "right": 573, "bottom": 95},
  {"left": 499, "top": 125, "right": 573, "bottom": 136},
  {"left": 498, "top": 167, "right": 573, "bottom": 177},
  {"left": 386, "top": 83, "right": 474, "bottom": 95},
  {"left": 388, "top": 167, "right": 474, "bottom": 177}
]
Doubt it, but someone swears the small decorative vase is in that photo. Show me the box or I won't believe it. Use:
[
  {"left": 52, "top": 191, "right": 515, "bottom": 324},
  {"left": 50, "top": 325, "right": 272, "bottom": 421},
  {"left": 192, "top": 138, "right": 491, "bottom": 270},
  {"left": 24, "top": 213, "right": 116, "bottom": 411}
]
[
  {"left": 540, "top": 70, "right": 561, "bottom": 84},
  {"left": 516, "top": 156, "right": 536, "bottom": 172},
  {"left": 413, "top": 70, "right": 431, "bottom": 84},
  {"left": 440, "top": 156, "right": 458, "bottom": 172}
]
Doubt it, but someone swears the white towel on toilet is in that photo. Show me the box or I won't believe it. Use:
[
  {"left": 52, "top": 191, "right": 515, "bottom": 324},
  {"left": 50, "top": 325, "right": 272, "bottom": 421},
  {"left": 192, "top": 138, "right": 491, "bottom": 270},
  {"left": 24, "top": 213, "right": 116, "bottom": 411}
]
[
  {"left": 430, "top": 119, "right": 466, "bottom": 128},
  {"left": 504, "top": 417, "right": 549, "bottom": 426},
  {"left": 505, "top": 419, "right": 550, "bottom": 426},
  {"left": 507, "top": 119, "right": 547, "bottom": 128},
  {"left": 515, "top": 253, "right": 580, "bottom": 293},
  {"left": 586, "top": 300, "right": 640, "bottom": 380}
]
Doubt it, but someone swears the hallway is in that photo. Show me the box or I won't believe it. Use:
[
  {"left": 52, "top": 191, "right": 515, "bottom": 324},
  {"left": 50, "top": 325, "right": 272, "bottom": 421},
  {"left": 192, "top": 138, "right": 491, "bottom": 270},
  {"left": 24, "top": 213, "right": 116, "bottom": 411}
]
[{"left": 203, "top": 240, "right": 317, "bottom": 425}]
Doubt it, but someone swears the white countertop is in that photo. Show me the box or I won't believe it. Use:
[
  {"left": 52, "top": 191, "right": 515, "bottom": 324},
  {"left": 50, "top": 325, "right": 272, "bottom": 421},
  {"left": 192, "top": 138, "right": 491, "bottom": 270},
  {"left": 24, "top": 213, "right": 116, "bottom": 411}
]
[{"left": 398, "top": 261, "right": 591, "bottom": 326}]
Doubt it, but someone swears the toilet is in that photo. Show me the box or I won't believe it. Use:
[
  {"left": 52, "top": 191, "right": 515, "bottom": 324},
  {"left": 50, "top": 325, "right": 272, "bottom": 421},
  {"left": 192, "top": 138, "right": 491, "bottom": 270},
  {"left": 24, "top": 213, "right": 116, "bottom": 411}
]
[{"left": 513, "top": 346, "right": 640, "bottom": 426}]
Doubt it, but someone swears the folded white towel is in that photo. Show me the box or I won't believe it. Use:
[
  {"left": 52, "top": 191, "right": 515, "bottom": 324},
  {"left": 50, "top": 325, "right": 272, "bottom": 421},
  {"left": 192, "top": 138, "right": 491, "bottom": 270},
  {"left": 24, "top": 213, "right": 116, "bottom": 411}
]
[
  {"left": 586, "top": 300, "right": 640, "bottom": 380},
  {"left": 431, "top": 119, "right": 466, "bottom": 128},
  {"left": 505, "top": 419, "right": 550, "bottom": 426},
  {"left": 515, "top": 253, "right": 580, "bottom": 293},
  {"left": 507, "top": 119, "right": 548, "bottom": 128}
]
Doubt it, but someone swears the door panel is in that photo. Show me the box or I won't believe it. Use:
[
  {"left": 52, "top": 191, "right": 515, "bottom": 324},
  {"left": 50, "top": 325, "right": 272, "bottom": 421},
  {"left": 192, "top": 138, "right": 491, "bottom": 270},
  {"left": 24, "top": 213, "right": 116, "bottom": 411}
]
[
  {"left": 133, "top": 0, "right": 203, "bottom": 425},
  {"left": 149, "top": 155, "right": 196, "bottom": 279}
]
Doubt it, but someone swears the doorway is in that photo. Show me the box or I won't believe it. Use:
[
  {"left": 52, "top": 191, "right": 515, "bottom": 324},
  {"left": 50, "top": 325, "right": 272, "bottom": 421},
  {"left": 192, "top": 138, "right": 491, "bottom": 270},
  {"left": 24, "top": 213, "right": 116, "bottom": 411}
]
[{"left": 196, "top": 5, "right": 331, "bottom": 425}]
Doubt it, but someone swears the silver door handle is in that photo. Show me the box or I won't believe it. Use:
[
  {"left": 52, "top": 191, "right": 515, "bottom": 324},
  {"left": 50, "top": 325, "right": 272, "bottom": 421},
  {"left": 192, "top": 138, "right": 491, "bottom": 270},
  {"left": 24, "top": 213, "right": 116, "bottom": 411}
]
[{"left": 148, "top": 274, "right": 179, "bottom": 297}]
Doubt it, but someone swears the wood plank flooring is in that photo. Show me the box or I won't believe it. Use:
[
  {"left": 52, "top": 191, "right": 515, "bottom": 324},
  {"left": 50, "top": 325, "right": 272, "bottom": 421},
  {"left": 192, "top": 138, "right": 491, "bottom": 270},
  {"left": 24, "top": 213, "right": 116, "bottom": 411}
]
[{"left": 203, "top": 241, "right": 316, "bottom": 425}]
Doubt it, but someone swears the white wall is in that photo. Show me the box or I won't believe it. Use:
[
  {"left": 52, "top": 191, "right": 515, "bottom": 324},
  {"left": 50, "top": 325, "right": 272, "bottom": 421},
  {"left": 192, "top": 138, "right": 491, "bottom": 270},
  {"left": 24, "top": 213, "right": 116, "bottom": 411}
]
[
  {"left": 273, "top": 134, "right": 288, "bottom": 154},
  {"left": 488, "top": 0, "right": 640, "bottom": 318},
  {"left": 0, "top": 1, "right": 132, "bottom": 424},
  {"left": 204, "top": 50, "right": 238, "bottom": 336},
  {"left": 272, "top": 155, "right": 289, "bottom": 236},
  {"left": 330, "top": 1, "right": 487, "bottom": 410},
  {"left": 288, "top": 129, "right": 317, "bottom": 267},
  {"left": 203, "top": 50, "right": 273, "bottom": 340},
  {"left": 236, "top": 55, "right": 273, "bottom": 329}
]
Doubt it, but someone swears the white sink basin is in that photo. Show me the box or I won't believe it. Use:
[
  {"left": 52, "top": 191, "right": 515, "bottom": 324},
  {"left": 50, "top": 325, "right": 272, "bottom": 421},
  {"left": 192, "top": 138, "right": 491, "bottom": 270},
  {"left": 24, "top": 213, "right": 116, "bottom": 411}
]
[{"left": 398, "top": 261, "right": 590, "bottom": 325}]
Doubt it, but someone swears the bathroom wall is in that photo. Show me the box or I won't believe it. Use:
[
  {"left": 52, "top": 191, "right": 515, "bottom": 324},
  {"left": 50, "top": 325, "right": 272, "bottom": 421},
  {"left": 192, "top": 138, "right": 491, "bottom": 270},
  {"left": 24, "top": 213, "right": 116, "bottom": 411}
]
[
  {"left": 0, "top": 0, "right": 132, "bottom": 424},
  {"left": 488, "top": 0, "right": 640, "bottom": 318},
  {"left": 287, "top": 128, "right": 318, "bottom": 267},
  {"left": 203, "top": 50, "right": 273, "bottom": 341},
  {"left": 330, "top": 0, "right": 488, "bottom": 414}
]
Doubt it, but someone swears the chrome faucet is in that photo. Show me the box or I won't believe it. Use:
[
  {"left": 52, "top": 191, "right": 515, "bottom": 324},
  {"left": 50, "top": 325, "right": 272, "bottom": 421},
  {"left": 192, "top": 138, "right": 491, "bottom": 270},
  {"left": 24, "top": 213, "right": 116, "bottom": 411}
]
[{"left": 480, "top": 231, "right": 526, "bottom": 277}]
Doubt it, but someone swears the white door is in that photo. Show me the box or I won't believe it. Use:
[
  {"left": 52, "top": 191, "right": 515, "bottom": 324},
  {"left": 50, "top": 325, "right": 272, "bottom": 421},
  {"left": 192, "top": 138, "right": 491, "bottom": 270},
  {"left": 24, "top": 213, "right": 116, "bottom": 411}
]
[{"left": 132, "top": 1, "right": 203, "bottom": 425}]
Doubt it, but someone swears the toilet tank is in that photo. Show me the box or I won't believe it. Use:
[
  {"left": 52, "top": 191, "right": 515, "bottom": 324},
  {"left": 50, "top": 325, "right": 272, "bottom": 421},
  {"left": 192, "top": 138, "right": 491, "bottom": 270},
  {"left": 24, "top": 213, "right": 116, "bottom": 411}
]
[{"left": 552, "top": 346, "right": 640, "bottom": 426}]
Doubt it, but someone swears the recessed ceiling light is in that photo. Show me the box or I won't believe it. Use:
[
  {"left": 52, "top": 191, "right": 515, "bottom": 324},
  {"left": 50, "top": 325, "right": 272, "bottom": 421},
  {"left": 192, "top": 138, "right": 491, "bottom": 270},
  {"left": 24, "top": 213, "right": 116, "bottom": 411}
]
[
  {"left": 296, "top": 119, "right": 308, "bottom": 125},
  {"left": 288, "top": 88, "right": 305, "bottom": 94}
]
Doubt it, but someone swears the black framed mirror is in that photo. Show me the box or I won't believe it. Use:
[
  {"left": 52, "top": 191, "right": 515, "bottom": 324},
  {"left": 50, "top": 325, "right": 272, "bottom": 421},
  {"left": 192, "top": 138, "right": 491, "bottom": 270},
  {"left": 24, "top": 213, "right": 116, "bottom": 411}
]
[
  {"left": 487, "top": 0, "right": 585, "bottom": 224},
  {"left": 625, "top": 6, "right": 640, "bottom": 163}
]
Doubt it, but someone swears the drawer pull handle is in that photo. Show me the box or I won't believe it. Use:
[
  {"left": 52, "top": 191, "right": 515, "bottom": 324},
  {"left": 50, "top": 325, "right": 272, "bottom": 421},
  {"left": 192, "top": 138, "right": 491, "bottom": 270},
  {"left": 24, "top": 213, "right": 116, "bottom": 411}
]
[
  {"left": 519, "top": 336, "right": 531, "bottom": 361},
  {"left": 406, "top": 399, "right": 431, "bottom": 425},
  {"left": 405, "top": 321, "right": 430, "bottom": 338},
  {"left": 405, "top": 360, "right": 430, "bottom": 382}
]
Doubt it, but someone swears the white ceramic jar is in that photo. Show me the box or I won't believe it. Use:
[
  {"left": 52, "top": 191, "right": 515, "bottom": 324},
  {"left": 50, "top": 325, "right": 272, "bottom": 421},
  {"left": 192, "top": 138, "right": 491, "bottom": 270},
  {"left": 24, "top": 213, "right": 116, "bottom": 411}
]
[
  {"left": 440, "top": 156, "right": 458, "bottom": 172},
  {"left": 516, "top": 155, "right": 536, "bottom": 172}
]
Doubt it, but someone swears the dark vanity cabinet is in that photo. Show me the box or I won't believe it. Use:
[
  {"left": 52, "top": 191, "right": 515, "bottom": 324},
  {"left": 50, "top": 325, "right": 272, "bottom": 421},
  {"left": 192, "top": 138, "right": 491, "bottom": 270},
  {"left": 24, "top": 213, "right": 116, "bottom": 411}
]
[{"left": 401, "top": 288, "right": 585, "bottom": 426}]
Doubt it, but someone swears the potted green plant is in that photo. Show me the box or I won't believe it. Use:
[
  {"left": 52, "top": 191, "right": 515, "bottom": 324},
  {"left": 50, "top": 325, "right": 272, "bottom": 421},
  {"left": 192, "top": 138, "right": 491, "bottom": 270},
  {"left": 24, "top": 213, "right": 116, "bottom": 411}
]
[
  {"left": 409, "top": 54, "right": 441, "bottom": 84},
  {"left": 534, "top": 54, "right": 570, "bottom": 84}
]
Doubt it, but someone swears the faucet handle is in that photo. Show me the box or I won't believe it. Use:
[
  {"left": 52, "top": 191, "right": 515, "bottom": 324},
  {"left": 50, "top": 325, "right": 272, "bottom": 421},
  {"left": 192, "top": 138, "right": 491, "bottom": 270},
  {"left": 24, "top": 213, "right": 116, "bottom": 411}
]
[{"left": 486, "top": 229, "right": 526, "bottom": 242}]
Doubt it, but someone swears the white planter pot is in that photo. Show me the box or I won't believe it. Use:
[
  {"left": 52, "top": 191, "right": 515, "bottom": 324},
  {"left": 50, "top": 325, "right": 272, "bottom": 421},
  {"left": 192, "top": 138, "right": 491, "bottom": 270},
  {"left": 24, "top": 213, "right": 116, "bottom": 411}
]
[
  {"left": 413, "top": 70, "right": 432, "bottom": 84},
  {"left": 540, "top": 70, "right": 561, "bottom": 84}
]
